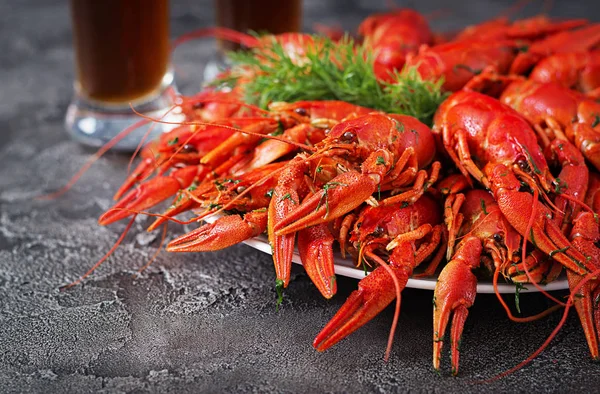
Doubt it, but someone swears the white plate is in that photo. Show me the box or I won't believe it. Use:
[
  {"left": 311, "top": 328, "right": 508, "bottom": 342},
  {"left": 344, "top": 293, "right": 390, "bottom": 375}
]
[
  {"left": 240, "top": 234, "right": 569, "bottom": 294},
  {"left": 202, "top": 215, "right": 568, "bottom": 294}
]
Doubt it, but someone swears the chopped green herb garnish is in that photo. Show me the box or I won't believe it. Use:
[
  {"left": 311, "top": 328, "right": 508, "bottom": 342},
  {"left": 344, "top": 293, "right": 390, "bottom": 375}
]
[
  {"left": 275, "top": 278, "right": 285, "bottom": 309},
  {"left": 280, "top": 193, "right": 296, "bottom": 204},
  {"left": 316, "top": 182, "right": 348, "bottom": 217},
  {"left": 553, "top": 177, "right": 568, "bottom": 194},
  {"left": 480, "top": 198, "right": 489, "bottom": 215},
  {"left": 515, "top": 282, "right": 527, "bottom": 314},
  {"left": 187, "top": 181, "right": 199, "bottom": 192},
  {"left": 214, "top": 35, "right": 447, "bottom": 125},
  {"left": 549, "top": 246, "right": 570, "bottom": 257},
  {"left": 453, "top": 64, "right": 482, "bottom": 75},
  {"left": 394, "top": 119, "right": 405, "bottom": 133}
]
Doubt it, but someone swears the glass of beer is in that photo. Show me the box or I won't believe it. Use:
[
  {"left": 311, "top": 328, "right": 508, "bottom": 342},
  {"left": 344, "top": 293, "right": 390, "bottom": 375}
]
[
  {"left": 66, "top": 0, "right": 178, "bottom": 151},
  {"left": 204, "top": 0, "right": 303, "bottom": 81}
]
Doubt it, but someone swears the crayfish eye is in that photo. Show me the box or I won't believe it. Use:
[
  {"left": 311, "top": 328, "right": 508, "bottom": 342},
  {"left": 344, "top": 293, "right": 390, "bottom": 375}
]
[
  {"left": 341, "top": 131, "right": 356, "bottom": 142},
  {"left": 493, "top": 233, "right": 504, "bottom": 243},
  {"left": 516, "top": 158, "right": 530, "bottom": 172},
  {"left": 371, "top": 226, "right": 384, "bottom": 237},
  {"left": 181, "top": 144, "right": 197, "bottom": 153},
  {"left": 294, "top": 107, "right": 308, "bottom": 116},
  {"left": 192, "top": 102, "right": 205, "bottom": 110},
  {"left": 519, "top": 181, "right": 533, "bottom": 193}
]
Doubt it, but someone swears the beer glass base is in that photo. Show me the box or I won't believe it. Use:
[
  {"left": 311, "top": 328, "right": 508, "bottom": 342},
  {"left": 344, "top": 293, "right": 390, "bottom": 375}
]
[
  {"left": 203, "top": 52, "right": 232, "bottom": 84},
  {"left": 65, "top": 74, "right": 181, "bottom": 152}
]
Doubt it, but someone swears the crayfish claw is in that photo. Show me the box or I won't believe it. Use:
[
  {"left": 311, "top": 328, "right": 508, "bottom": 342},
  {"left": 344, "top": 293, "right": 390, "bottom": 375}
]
[
  {"left": 274, "top": 171, "right": 377, "bottom": 236},
  {"left": 99, "top": 176, "right": 184, "bottom": 226},
  {"left": 166, "top": 210, "right": 267, "bottom": 252},
  {"left": 298, "top": 224, "right": 337, "bottom": 299},
  {"left": 569, "top": 211, "right": 600, "bottom": 359},
  {"left": 433, "top": 238, "right": 479, "bottom": 375},
  {"left": 313, "top": 260, "right": 408, "bottom": 352},
  {"left": 568, "top": 269, "right": 600, "bottom": 360}
]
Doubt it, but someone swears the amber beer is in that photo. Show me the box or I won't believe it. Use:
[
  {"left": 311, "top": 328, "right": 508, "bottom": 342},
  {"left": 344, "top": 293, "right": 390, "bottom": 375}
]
[
  {"left": 70, "top": 0, "right": 170, "bottom": 104},
  {"left": 215, "top": 0, "right": 302, "bottom": 52}
]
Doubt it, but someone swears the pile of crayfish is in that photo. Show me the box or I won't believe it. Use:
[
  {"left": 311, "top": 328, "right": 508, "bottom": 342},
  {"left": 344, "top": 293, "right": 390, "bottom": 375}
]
[{"left": 59, "top": 6, "right": 600, "bottom": 378}]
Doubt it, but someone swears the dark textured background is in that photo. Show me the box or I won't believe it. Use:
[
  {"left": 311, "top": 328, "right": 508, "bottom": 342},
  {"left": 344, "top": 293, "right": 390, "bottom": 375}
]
[{"left": 1, "top": 1, "right": 600, "bottom": 393}]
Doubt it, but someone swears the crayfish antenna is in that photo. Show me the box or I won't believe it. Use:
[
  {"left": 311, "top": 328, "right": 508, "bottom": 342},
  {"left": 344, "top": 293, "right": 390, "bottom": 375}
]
[
  {"left": 481, "top": 267, "right": 600, "bottom": 383},
  {"left": 172, "top": 26, "right": 260, "bottom": 50},
  {"left": 38, "top": 118, "right": 151, "bottom": 201},
  {"left": 492, "top": 268, "right": 563, "bottom": 324},
  {"left": 60, "top": 215, "right": 137, "bottom": 291}
]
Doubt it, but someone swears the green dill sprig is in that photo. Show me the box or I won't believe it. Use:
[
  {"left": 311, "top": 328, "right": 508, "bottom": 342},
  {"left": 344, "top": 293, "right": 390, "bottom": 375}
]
[{"left": 211, "top": 35, "right": 447, "bottom": 126}]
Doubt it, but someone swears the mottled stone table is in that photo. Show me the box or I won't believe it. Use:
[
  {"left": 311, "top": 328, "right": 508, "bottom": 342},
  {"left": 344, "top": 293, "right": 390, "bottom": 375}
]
[{"left": 1, "top": 1, "right": 599, "bottom": 393}]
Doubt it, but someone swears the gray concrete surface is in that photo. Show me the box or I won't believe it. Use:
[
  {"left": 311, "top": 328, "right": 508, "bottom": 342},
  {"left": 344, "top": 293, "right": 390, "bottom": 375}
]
[{"left": 1, "top": 0, "right": 599, "bottom": 393}]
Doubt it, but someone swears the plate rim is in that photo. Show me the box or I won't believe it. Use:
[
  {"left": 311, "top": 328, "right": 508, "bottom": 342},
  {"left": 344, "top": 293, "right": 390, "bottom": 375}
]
[
  {"left": 202, "top": 214, "right": 568, "bottom": 294},
  {"left": 240, "top": 235, "right": 569, "bottom": 294}
]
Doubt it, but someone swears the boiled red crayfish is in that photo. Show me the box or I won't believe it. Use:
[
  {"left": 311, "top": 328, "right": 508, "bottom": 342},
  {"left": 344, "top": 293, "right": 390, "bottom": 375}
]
[
  {"left": 358, "top": 8, "right": 433, "bottom": 82},
  {"left": 433, "top": 189, "right": 563, "bottom": 375},
  {"left": 314, "top": 195, "right": 446, "bottom": 358},
  {"left": 163, "top": 110, "right": 440, "bottom": 299},
  {"left": 405, "top": 21, "right": 600, "bottom": 93},
  {"left": 433, "top": 90, "right": 593, "bottom": 276},
  {"left": 500, "top": 79, "right": 600, "bottom": 171},
  {"left": 273, "top": 113, "right": 439, "bottom": 236},
  {"left": 529, "top": 50, "right": 600, "bottom": 97},
  {"left": 99, "top": 100, "right": 373, "bottom": 227},
  {"left": 452, "top": 15, "right": 588, "bottom": 42}
]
